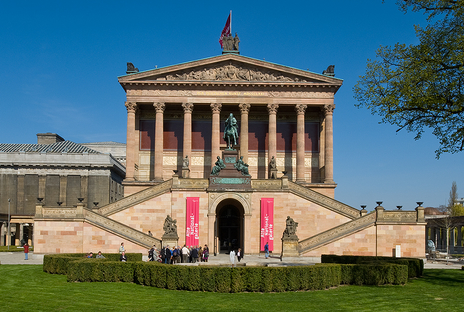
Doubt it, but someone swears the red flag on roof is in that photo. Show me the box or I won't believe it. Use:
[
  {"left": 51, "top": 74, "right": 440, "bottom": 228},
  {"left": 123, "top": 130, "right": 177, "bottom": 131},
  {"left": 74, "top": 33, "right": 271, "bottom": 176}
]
[{"left": 219, "top": 12, "right": 231, "bottom": 48}]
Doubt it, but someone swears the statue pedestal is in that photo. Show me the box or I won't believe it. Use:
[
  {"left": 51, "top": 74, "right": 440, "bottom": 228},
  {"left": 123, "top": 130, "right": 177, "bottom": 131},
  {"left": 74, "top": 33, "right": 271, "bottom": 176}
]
[
  {"left": 162, "top": 234, "right": 179, "bottom": 248},
  {"left": 281, "top": 235, "right": 299, "bottom": 258},
  {"left": 182, "top": 168, "right": 190, "bottom": 178},
  {"left": 208, "top": 149, "right": 251, "bottom": 190}
]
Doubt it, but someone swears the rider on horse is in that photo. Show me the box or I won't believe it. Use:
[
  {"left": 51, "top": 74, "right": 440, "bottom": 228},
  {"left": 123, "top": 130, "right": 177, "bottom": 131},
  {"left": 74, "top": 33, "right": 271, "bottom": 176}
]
[{"left": 224, "top": 113, "right": 239, "bottom": 149}]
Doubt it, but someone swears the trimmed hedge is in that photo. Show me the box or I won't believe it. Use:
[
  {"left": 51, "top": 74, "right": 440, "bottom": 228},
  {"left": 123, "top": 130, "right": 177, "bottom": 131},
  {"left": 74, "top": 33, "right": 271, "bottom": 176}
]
[
  {"left": 43, "top": 253, "right": 409, "bottom": 292},
  {"left": 321, "top": 254, "right": 423, "bottom": 278},
  {"left": 0, "top": 246, "right": 34, "bottom": 252},
  {"left": 43, "top": 253, "right": 142, "bottom": 274}
]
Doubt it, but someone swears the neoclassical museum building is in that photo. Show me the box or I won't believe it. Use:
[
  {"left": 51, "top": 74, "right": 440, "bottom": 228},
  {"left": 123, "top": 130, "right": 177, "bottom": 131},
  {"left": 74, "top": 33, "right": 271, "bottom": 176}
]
[{"left": 33, "top": 51, "right": 426, "bottom": 258}]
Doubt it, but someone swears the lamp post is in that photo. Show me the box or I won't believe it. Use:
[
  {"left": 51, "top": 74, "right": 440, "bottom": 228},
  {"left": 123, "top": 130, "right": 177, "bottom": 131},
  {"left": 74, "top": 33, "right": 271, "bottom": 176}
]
[{"left": 7, "top": 198, "right": 11, "bottom": 251}]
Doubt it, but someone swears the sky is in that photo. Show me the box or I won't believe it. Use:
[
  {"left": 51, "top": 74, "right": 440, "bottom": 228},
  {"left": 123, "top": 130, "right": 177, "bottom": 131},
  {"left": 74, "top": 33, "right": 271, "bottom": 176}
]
[{"left": 1, "top": 0, "right": 462, "bottom": 210}]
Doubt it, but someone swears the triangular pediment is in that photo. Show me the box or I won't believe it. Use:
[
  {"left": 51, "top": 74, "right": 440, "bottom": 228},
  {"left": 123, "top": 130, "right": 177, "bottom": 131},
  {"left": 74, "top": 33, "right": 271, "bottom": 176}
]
[{"left": 118, "top": 54, "right": 342, "bottom": 85}]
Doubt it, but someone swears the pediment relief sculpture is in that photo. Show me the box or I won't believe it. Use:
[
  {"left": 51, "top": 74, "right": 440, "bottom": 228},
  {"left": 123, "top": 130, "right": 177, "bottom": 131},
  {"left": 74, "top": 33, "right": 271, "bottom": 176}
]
[{"left": 163, "top": 63, "right": 312, "bottom": 83}]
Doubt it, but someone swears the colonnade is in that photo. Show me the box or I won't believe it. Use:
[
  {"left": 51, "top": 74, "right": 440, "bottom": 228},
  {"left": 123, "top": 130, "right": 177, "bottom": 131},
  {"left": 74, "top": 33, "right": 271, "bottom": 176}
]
[{"left": 124, "top": 102, "right": 335, "bottom": 183}]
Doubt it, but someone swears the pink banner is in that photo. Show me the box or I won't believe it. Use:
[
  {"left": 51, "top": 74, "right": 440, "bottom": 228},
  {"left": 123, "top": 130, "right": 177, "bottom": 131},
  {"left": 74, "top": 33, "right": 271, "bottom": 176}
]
[
  {"left": 260, "top": 198, "right": 274, "bottom": 251},
  {"left": 186, "top": 197, "right": 199, "bottom": 247}
]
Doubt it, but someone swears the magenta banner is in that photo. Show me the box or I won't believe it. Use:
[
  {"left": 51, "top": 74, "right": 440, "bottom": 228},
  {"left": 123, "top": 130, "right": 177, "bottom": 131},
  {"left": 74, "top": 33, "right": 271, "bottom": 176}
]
[
  {"left": 186, "top": 197, "right": 199, "bottom": 247},
  {"left": 260, "top": 198, "right": 274, "bottom": 251}
]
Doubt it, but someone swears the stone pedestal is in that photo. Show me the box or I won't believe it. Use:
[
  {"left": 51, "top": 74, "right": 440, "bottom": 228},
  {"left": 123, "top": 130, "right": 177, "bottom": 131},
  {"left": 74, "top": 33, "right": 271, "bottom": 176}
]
[
  {"left": 281, "top": 237, "right": 299, "bottom": 257},
  {"left": 208, "top": 149, "right": 251, "bottom": 190},
  {"left": 182, "top": 168, "right": 190, "bottom": 178},
  {"left": 162, "top": 234, "right": 179, "bottom": 248}
]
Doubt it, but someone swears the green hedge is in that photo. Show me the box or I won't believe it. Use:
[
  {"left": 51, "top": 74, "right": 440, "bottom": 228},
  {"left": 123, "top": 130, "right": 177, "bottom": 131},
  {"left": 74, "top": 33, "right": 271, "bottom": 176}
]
[
  {"left": 0, "top": 246, "right": 34, "bottom": 252},
  {"left": 321, "top": 254, "right": 423, "bottom": 278},
  {"left": 43, "top": 253, "right": 142, "bottom": 274},
  {"left": 44, "top": 253, "right": 409, "bottom": 292}
]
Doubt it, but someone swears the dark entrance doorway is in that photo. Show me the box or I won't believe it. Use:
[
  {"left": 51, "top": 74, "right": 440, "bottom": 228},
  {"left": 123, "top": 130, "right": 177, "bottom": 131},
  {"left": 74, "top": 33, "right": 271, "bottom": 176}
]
[{"left": 216, "top": 202, "right": 244, "bottom": 254}]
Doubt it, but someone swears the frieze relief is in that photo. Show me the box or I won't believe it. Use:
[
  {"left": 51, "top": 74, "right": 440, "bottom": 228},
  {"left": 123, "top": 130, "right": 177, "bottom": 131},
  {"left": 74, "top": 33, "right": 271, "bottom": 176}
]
[{"left": 164, "top": 63, "right": 310, "bottom": 83}]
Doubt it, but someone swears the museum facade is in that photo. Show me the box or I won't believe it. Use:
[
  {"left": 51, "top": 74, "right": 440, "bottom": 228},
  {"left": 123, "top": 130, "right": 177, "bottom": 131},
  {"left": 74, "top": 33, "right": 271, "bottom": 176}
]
[{"left": 33, "top": 53, "right": 426, "bottom": 257}]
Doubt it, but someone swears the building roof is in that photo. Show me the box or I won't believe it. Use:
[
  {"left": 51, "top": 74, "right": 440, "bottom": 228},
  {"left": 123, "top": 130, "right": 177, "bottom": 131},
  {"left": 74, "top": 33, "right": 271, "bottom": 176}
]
[{"left": 0, "top": 141, "right": 101, "bottom": 154}]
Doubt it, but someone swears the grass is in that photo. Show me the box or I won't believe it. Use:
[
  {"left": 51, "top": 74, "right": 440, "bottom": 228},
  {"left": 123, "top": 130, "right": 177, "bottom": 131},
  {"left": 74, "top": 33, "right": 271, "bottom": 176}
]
[{"left": 1, "top": 265, "right": 464, "bottom": 312}]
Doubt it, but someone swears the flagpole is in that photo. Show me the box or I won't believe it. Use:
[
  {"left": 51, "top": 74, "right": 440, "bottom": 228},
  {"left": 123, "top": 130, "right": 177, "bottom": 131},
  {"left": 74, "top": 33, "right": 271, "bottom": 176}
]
[{"left": 230, "top": 10, "right": 232, "bottom": 34}]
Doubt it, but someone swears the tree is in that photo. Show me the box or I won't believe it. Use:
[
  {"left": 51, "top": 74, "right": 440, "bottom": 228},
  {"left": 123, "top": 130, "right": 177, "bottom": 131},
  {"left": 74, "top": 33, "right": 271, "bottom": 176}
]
[{"left": 353, "top": 0, "right": 464, "bottom": 158}]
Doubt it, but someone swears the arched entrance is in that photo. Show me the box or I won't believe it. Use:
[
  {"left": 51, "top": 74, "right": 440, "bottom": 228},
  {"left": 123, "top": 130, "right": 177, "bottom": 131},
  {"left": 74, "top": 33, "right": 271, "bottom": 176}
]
[{"left": 215, "top": 199, "right": 244, "bottom": 254}]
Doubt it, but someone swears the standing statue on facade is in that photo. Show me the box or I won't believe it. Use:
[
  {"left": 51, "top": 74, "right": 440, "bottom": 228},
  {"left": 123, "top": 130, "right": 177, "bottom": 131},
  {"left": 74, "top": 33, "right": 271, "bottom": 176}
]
[
  {"left": 163, "top": 215, "right": 178, "bottom": 236},
  {"left": 182, "top": 155, "right": 189, "bottom": 169},
  {"left": 211, "top": 156, "right": 226, "bottom": 175},
  {"left": 234, "top": 156, "right": 250, "bottom": 176},
  {"left": 224, "top": 112, "right": 239, "bottom": 149}
]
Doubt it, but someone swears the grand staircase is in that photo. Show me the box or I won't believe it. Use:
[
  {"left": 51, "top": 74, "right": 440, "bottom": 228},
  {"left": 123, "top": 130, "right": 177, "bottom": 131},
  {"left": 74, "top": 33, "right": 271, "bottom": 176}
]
[{"left": 298, "top": 212, "right": 376, "bottom": 254}]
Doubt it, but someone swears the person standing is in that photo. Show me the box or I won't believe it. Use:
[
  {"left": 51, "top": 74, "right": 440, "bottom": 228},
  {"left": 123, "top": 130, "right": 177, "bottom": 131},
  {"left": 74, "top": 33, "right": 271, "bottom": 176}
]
[
  {"left": 264, "top": 242, "right": 269, "bottom": 259},
  {"left": 182, "top": 245, "right": 190, "bottom": 263},
  {"left": 164, "top": 245, "right": 171, "bottom": 264},
  {"left": 230, "top": 250, "right": 236, "bottom": 267},
  {"left": 120, "top": 251, "right": 127, "bottom": 262},
  {"left": 191, "top": 246, "right": 199, "bottom": 263},
  {"left": 119, "top": 242, "right": 125, "bottom": 254},
  {"left": 24, "top": 243, "right": 29, "bottom": 260},
  {"left": 237, "top": 248, "right": 243, "bottom": 262},
  {"left": 202, "top": 244, "right": 209, "bottom": 262}
]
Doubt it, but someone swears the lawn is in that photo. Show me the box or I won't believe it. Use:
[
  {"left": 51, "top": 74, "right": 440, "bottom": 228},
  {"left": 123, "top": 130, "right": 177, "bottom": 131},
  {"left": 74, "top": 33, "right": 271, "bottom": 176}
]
[{"left": 1, "top": 265, "right": 463, "bottom": 311}]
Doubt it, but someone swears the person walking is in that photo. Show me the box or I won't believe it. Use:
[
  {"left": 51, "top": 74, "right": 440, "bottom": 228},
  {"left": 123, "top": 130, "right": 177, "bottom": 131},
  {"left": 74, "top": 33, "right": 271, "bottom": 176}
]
[
  {"left": 264, "top": 242, "right": 269, "bottom": 259},
  {"left": 24, "top": 243, "right": 29, "bottom": 260},
  {"left": 119, "top": 242, "right": 125, "bottom": 254},
  {"left": 237, "top": 248, "right": 243, "bottom": 262},
  {"left": 229, "top": 250, "right": 236, "bottom": 267}
]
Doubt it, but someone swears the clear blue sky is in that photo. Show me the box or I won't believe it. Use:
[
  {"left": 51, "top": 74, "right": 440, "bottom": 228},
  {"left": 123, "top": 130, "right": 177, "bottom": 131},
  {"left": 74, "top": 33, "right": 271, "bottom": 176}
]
[{"left": 1, "top": 0, "right": 462, "bottom": 210}]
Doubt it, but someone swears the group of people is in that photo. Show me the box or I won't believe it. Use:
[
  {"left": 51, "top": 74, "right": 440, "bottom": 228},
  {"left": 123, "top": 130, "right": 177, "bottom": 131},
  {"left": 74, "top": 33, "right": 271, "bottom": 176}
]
[{"left": 149, "top": 244, "right": 210, "bottom": 264}]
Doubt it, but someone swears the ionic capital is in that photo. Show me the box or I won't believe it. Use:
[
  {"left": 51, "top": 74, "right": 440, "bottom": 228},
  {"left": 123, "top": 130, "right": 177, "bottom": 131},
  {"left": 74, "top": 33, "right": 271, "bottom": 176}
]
[
  {"left": 267, "top": 103, "right": 279, "bottom": 115},
  {"left": 182, "top": 102, "right": 194, "bottom": 114},
  {"left": 239, "top": 103, "right": 251, "bottom": 114},
  {"left": 210, "top": 103, "right": 222, "bottom": 114},
  {"left": 323, "top": 104, "right": 335, "bottom": 115},
  {"left": 153, "top": 102, "right": 165, "bottom": 113},
  {"left": 295, "top": 104, "right": 307, "bottom": 115},
  {"left": 125, "top": 102, "right": 138, "bottom": 113}
]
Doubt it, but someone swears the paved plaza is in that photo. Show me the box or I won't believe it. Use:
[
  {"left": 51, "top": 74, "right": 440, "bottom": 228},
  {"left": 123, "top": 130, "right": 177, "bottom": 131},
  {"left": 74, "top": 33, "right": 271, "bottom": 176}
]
[{"left": 0, "top": 252, "right": 462, "bottom": 269}]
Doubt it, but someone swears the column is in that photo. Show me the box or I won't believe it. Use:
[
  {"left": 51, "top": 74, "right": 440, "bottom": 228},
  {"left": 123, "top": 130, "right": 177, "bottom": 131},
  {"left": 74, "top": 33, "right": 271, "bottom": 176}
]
[
  {"left": 154, "top": 102, "right": 165, "bottom": 181},
  {"left": 28, "top": 226, "right": 32, "bottom": 246},
  {"left": 17, "top": 175, "right": 24, "bottom": 213},
  {"left": 267, "top": 104, "right": 278, "bottom": 167},
  {"left": 210, "top": 103, "right": 222, "bottom": 167},
  {"left": 124, "top": 102, "right": 138, "bottom": 181},
  {"left": 323, "top": 104, "right": 335, "bottom": 183},
  {"left": 15, "top": 223, "right": 20, "bottom": 246},
  {"left": 38, "top": 175, "right": 46, "bottom": 199},
  {"left": 295, "top": 104, "right": 307, "bottom": 183},
  {"left": 182, "top": 103, "right": 194, "bottom": 159},
  {"left": 239, "top": 103, "right": 251, "bottom": 162}
]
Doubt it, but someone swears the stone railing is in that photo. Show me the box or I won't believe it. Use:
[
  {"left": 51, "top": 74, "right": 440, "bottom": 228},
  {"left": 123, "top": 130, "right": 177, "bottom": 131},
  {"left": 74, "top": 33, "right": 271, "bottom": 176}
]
[
  {"left": 98, "top": 179, "right": 173, "bottom": 216},
  {"left": 298, "top": 212, "right": 377, "bottom": 253},
  {"left": 85, "top": 209, "right": 161, "bottom": 249},
  {"left": 36, "top": 205, "right": 161, "bottom": 249},
  {"left": 173, "top": 177, "right": 209, "bottom": 189},
  {"left": 288, "top": 181, "right": 360, "bottom": 219},
  {"left": 251, "top": 179, "right": 282, "bottom": 190},
  {"left": 376, "top": 208, "right": 421, "bottom": 223}
]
